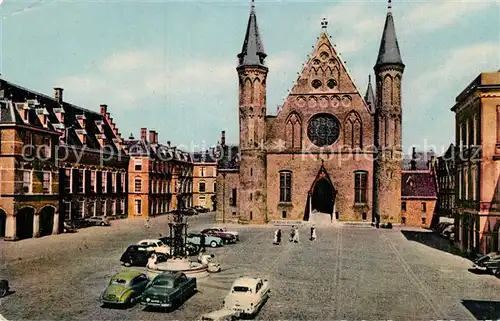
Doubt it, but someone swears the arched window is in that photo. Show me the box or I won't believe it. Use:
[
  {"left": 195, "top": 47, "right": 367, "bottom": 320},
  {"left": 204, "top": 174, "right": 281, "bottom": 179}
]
[
  {"left": 285, "top": 112, "right": 302, "bottom": 149},
  {"left": 383, "top": 75, "right": 392, "bottom": 105},
  {"left": 244, "top": 78, "right": 253, "bottom": 105},
  {"left": 344, "top": 111, "right": 362, "bottom": 149}
]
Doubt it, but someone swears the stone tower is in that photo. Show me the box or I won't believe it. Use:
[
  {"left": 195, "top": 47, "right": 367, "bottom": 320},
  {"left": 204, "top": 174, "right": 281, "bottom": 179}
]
[
  {"left": 373, "top": 0, "right": 405, "bottom": 223},
  {"left": 237, "top": 0, "right": 268, "bottom": 224}
]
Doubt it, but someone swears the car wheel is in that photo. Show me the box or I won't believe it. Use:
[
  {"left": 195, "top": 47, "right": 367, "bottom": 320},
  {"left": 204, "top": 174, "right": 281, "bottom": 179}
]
[
  {"left": 210, "top": 241, "right": 218, "bottom": 248},
  {"left": 128, "top": 296, "right": 136, "bottom": 307},
  {"left": 101, "top": 222, "right": 106, "bottom": 226},
  {"left": 0, "top": 287, "right": 7, "bottom": 298}
]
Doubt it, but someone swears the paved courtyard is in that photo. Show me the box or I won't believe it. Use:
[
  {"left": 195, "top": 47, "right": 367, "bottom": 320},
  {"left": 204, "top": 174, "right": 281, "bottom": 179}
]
[{"left": 1, "top": 214, "right": 500, "bottom": 320}]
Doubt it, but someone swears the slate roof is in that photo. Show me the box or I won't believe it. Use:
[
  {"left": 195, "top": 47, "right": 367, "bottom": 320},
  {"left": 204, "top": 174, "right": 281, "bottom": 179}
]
[
  {"left": 402, "top": 170, "right": 437, "bottom": 198},
  {"left": 123, "top": 138, "right": 192, "bottom": 163},
  {"left": 375, "top": 6, "right": 404, "bottom": 68},
  {"left": 192, "top": 150, "right": 217, "bottom": 163},
  {"left": 0, "top": 78, "right": 124, "bottom": 153},
  {"left": 218, "top": 145, "right": 239, "bottom": 170},
  {"left": 237, "top": 1, "right": 266, "bottom": 67}
]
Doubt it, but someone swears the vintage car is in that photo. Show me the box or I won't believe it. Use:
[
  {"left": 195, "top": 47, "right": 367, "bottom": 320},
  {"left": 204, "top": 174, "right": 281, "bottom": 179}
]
[
  {"left": 140, "top": 272, "right": 197, "bottom": 309},
  {"left": 193, "top": 206, "right": 210, "bottom": 213},
  {"left": 208, "top": 228, "right": 240, "bottom": 241},
  {"left": 223, "top": 277, "right": 270, "bottom": 316},
  {"left": 198, "top": 309, "right": 240, "bottom": 321},
  {"left": 0, "top": 279, "right": 9, "bottom": 298},
  {"left": 88, "top": 216, "right": 111, "bottom": 226},
  {"left": 158, "top": 236, "right": 200, "bottom": 256},
  {"left": 187, "top": 233, "right": 224, "bottom": 248},
  {"left": 137, "top": 239, "right": 171, "bottom": 254},
  {"left": 99, "top": 270, "right": 149, "bottom": 307},
  {"left": 201, "top": 229, "right": 237, "bottom": 244},
  {"left": 120, "top": 245, "right": 170, "bottom": 267},
  {"left": 472, "top": 251, "right": 500, "bottom": 276},
  {"left": 63, "top": 221, "right": 78, "bottom": 233}
]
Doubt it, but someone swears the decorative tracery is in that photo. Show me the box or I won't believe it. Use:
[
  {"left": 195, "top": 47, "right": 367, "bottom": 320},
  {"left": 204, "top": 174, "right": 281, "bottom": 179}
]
[
  {"left": 344, "top": 111, "right": 362, "bottom": 149},
  {"left": 285, "top": 112, "right": 302, "bottom": 149}
]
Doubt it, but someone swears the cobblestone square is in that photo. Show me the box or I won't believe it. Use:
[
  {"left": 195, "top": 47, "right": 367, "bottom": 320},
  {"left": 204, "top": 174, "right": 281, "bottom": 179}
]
[{"left": 1, "top": 214, "right": 500, "bottom": 320}]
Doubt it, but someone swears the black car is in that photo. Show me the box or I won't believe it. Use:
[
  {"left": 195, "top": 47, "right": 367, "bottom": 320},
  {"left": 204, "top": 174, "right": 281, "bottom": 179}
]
[
  {"left": 72, "top": 218, "right": 92, "bottom": 228},
  {"left": 63, "top": 221, "right": 77, "bottom": 233},
  {"left": 140, "top": 272, "right": 197, "bottom": 309},
  {"left": 472, "top": 251, "right": 500, "bottom": 276},
  {"left": 120, "top": 245, "right": 170, "bottom": 267}
]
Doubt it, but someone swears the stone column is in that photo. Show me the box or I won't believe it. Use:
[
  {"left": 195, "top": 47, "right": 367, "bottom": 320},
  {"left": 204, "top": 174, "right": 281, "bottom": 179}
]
[
  {"left": 33, "top": 213, "right": 40, "bottom": 238},
  {"left": 5, "top": 215, "right": 16, "bottom": 241},
  {"left": 52, "top": 211, "right": 60, "bottom": 235}
]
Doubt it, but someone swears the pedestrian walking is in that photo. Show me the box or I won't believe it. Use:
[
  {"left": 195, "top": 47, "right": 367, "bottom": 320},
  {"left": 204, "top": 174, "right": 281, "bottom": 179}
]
[
  {"left": 273, "top": 229, "right": 282, "bottom": 245},
  {"left": 200, "top": 234, "right": 206, "bottom": 252},
  {"left": 294, "top": 226, "right": 300, "bottom": 243},
  {"left": 144, "top": 217, "right": 150, "bottom": 229},
  {"left": 289, "top": 226, "right": 295, "bottom": 242},
  {"left": 310, "top": 225, "right": 317, "bottom": 241},
  {"left": 277, "top": 229, "right": 282, "bottom": 245}
]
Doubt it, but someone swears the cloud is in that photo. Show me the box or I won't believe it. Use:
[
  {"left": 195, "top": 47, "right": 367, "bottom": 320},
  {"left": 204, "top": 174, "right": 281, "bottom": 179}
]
[
  {"left": 403, "top": 0, "right": 493, "bottom": 33},
  {"left": 59, "top": 49, "right": 299, "bottom": 110}
]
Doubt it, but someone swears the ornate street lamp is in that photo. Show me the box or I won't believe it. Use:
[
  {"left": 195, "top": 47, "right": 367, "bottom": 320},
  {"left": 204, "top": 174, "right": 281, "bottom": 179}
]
[{"left": 168, "top": 180, "right": 187, "bottom": 258}]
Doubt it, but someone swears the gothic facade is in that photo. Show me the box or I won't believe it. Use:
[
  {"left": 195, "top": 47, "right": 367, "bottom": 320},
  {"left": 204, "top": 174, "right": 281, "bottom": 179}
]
[{"left": 216, "top": 1, "right": 405, "bottom": 224}]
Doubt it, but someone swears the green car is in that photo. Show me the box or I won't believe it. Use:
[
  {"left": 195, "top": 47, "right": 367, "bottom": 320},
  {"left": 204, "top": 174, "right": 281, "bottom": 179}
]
[
  {"left": 99, "top": 270, "right": 149, "bottom": 307},
  {"left": 141, "top": 271, "right": 197, "bottom": 309}
]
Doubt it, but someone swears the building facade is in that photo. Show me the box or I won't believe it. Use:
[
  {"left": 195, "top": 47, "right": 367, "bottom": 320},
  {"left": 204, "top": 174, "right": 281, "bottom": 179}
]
[
  {"left": 435, "top": 144, "right": 456, "bottom": 228},
  {"left": 401, "top": 148, "right": 438, "bottom": 228},
  {"left": 0, "top": 79, "right": 129, "bottom": 240},
  {"left": 452, "top": 71, "right": 500, "bottom": 255},
  {"left": 124, "top": 128, "right": 193, "bottom": 218},
  {"left": 192, "top": 150, "right": 217, "bottom": 211},
  {"left": 216, "top": 2, "right": 405, "bottom": 224}
]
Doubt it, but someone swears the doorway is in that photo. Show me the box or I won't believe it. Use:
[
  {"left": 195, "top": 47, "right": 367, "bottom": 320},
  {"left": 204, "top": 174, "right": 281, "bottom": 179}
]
[{"left": 311, "top": 178, "right": 334, "bottom": 214}]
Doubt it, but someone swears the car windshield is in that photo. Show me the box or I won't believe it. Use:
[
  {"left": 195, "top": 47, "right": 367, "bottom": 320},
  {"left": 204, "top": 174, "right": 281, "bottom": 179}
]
[
  {"left": 151, "top": 278, "right": 174, "bottom": 288},
  {"left": 232, "top": 286, "right": 251, "bottom": 293}
]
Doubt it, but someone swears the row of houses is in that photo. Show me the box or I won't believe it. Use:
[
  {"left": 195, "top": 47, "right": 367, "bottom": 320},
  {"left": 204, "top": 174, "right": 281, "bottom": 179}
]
[
  {"left": 432, "top": 71, "right": 500, "bottom": 255},
  {"left": 0, "top": 78, "right": 217, "bottom": 241}
]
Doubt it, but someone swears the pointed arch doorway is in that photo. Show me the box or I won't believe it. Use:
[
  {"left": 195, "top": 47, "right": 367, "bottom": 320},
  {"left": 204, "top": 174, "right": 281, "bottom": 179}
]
[{"left": 303, "top": 163, "right": 337, "bottom": 223}]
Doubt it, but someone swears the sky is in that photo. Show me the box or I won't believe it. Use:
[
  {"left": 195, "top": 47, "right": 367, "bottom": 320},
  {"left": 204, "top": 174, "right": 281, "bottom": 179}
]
[{"left": 0, "top": 0, "right": 498, "bottom": 155}]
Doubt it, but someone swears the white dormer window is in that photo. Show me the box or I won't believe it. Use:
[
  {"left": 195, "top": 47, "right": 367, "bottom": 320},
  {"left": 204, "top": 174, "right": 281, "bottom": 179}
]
[{"left": 102, "top": 171, "right": 108, "bottom": 193}]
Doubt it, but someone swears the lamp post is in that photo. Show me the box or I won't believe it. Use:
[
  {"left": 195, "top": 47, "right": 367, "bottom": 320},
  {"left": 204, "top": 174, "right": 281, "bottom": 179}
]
[{"left": 169, "top": 180, "right": 187, "bottom": 258}]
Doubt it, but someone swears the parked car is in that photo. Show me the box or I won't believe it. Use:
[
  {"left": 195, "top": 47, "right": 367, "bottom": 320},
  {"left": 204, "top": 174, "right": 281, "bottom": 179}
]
[
  {"left": 99, "top": 270, "right": 149, "bottom": 307},
  {"left": 208, "top": 228, "right": 240, "bottom": 241},
  {"left": 140, "top": 271, "right": 197, "bottom": 309},
  {"left": 193, "top": 206, "right": 210, "bottom": 213},
  {"left": 201, "top": 229, "right": 237, "bottom": 244},
  {"left": 198, "top": 309, "right": 240, "bottom": 321},
  {"left": 472, "top": 252, "right": 500, "bottom": 276},
  {"left": 436, "top": 222, "right": 453, "bottom": 234},
  {"left": 158, "top": 236, "right": 200, "bottom": 256},
  {"left": 187, "top": 233, "right": 224, "bottom": 248},
  {"left": 72, "top": 218, "right": 91, "bottom": 228},
  {"left": 63, "top": 221, "right": 77, "bottom": 233},
  {"left": 184, "top": 208, "right": 198, "bottom": 216},
  {"left": 223, "top": 277, "right": 270, "bottom": 317},
  {"left": 0, "top": 279, "right": 9, "bottom": 298},
  {"left": 137, "top": 239, "right": 171, "bottom": 254},
  {"left": 120, "top": 245, "right": 170, "bottom": 267},
  {"left": 88, "top": 216, "right": 111, "bottom": 226}
]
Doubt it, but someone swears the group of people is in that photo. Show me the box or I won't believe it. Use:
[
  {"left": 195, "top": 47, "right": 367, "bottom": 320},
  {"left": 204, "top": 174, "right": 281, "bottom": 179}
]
[{"left": 273, "top": 225, "right": 317, "bottom": 245}]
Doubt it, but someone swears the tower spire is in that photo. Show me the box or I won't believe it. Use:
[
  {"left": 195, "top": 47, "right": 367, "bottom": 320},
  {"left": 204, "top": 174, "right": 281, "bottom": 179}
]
[
  {"left": 364, "top": 75, "right": 376, "bottom": 112},
  {"left": 375, "top": 0, "right": 404, "bottom": 69},
  {"left": 238, "top": 0, "right": 267, "bottom": 67}
]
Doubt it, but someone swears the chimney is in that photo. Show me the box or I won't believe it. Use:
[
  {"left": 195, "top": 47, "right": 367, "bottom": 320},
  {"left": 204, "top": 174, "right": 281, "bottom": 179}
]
[
  {"left": 141, "top": 128, "right": 147, "bottom": 141},
  {"left": 221, "top": 131, "right": 226, "bottom": 146},
  {"left": 149, "top": 130, "right": 155, "bottom": 144},
  {"left": 155, "top": 132, "right": 159, "bottom": 145},
  {"left": 54, "top": 87, "right": 64, "bottom": 103},
  {"left": 100, "top": 104, "right": 107, "bottom": 116},
  {"left": 429, "top": 155, "right": 436, "bottom": 170},
  {"left": 410, "top": 147, "right": 417, "bottom": 171}
]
